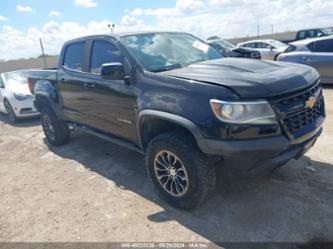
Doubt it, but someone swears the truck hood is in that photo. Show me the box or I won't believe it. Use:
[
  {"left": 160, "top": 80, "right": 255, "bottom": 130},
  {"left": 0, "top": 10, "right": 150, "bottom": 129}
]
[{"left": 162, "top": 58, "right": 318, "bottom": 98}]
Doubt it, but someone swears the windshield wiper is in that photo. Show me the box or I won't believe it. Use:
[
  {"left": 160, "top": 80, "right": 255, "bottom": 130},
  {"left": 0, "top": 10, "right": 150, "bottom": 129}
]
[{"left": 150, "top": 63, "right": 182, "bottom": 72}]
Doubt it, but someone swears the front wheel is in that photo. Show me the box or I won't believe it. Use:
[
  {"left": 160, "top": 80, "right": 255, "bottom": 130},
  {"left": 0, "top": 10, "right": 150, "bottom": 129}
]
[
  {"left": 146, "top": 132, "right": 216, "bottom": 210},
  {"left": 41, "top": 107, "right": 70, "bottom": 146},
  {"left": 4, "top": 100, "right": 17, "bottom": 123}
]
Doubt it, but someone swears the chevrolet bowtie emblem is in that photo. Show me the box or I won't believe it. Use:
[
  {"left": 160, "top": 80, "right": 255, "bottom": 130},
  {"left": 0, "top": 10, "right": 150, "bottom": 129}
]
[{"left": 305, "top": 95, "right": 317, "bottom": 109}]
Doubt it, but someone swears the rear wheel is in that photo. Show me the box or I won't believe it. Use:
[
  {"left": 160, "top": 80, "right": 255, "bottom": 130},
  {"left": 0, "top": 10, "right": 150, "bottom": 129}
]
[
  {"left": 4, "top": 100, "right": 17, "bottom": 123},
  {"left": 41, "top": 107, "right": 70, "bottom": 146},
  {"left": 146, "top": 132, "right": 216, "bottom": 210}
]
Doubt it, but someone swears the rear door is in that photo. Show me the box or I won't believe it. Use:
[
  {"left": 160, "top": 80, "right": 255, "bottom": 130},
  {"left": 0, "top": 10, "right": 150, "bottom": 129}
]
[
  {"left": 57, "top": 40, "right": 92, "bottom": 125},
  {"left": 302, "top": 39, "right": 333, "bottom": 83},
  {"left": 81, "top": 38, "right": 139, "bottom": 143}
]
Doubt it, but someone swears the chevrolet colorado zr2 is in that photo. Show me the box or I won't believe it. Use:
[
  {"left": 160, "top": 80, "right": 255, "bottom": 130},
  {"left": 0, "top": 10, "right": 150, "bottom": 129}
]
[{"left": 28, "top": 32, "right": 325, "bottom": 209}]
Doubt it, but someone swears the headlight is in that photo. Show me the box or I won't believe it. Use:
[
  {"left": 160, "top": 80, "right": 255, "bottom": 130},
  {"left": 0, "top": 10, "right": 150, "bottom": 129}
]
[
  {"left": 210, "top": 99, "right": 278, "bottom": 124},
  {"left": 13, "top": 93, "right": 30, "bottom": 101}
]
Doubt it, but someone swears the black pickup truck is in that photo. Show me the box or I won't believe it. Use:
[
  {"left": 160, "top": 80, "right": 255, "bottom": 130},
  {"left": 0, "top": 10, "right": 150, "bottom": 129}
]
[{"left": 28, "top": 31, "right": 325, "bottom": 209}]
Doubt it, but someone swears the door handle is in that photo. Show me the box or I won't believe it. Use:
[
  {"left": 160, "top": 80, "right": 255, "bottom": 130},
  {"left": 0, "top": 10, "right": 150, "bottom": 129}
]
[
  {"left": 83, "top": 83, "right": 96, "bottom": 88},
  {"left": 302, "top": 56, "right": 311, "bottom": 62}
]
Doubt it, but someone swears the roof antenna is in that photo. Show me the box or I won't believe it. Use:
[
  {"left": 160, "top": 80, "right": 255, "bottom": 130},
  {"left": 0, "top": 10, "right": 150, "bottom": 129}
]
[{"left": 108, "top": 23, "right": 115, "bottom": 33}]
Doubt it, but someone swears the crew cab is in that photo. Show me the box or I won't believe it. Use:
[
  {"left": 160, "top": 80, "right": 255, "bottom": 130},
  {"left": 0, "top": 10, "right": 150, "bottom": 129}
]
[{"left": 28, "top": 32, "right": 325, "bottom": 209}]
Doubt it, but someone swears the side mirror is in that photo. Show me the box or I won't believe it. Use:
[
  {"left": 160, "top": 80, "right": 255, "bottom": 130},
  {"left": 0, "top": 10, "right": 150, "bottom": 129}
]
[
  {"left": 101, "top": 63, "right": 125, "bottom": 81},
  {"left": 0, "top": 84, "right": 4, "bottom": 89}
]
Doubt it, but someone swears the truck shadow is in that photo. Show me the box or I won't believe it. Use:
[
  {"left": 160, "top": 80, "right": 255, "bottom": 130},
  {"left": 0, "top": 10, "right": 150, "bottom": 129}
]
[
  {"left": 45, "top": 132, "right": 333, "bottom": 243},
  {"left": 0, "top": 112, "right": 40, "bottom": 127}
]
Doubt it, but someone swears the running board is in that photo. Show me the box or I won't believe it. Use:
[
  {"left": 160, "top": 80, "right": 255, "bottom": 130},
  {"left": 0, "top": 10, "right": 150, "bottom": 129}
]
[{"left": 73, "top": 124, "right": 144, "bottom": 154}]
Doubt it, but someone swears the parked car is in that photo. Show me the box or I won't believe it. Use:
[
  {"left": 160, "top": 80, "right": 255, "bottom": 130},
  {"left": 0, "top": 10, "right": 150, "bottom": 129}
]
[
  {"left": 207, "top": 39, "right": 261, "bottom": 59},
  {"left": 28, "top": 31, "right": 325, "bottom": 209},
  {"left": 282, "top": 28, "right": 333, "bottom": 43},
  {"left": 277, "top": 36, "right": 333, "bottom": 84},
  {"left": 237, "top": 39, "right": 288, "bottom": 60},
  {"left": 0, "top": 70, "right": 39, "bottom": 123}
]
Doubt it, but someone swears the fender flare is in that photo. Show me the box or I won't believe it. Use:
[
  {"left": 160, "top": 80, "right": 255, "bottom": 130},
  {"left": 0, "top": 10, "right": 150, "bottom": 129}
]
[
  {"left": 137, "top": 109, "right": 204, "bottom": 149},
  {"left": 34, "top": 80, "right": 64, "bottom": 120}
]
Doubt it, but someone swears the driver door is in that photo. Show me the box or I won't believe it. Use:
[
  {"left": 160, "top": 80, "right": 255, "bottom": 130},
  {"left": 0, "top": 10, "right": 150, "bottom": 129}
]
[{"left": 82, "top": 39, "right": 139, "bottom": 143}]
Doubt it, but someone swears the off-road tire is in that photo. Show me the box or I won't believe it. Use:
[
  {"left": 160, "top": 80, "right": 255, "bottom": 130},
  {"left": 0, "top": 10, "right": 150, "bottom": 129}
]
[
  {"left": 146, "top": 131, "right": 216, "bottom": 210},
  {"left": 41, "top": 107, "right": 70, "bottom": 146}
]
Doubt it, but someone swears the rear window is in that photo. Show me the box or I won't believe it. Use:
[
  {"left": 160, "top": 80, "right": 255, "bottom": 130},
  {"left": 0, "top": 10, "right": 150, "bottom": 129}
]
[
  {"left": 63, "top": 42, "right": 85, "bottom": 71},
  {"left": 313, "top": 39, "right": 333, "bottom": 52}
]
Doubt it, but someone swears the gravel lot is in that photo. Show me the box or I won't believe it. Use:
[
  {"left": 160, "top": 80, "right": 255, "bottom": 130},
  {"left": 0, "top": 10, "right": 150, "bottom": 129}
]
[{"left": 0, "top": 87, "right": 333, "bottom": 243}]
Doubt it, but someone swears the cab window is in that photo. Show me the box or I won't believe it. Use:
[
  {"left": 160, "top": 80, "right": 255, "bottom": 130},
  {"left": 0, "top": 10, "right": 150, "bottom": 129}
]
[
  {"left": 90, "top": 40, "right": 124, "bottom": 74},
  {"left": 63, "top": 42, "right": 85, "bottom": 71}
]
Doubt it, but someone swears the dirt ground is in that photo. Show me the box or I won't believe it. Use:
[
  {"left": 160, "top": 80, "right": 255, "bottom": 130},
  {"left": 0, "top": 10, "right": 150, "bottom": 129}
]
[{"left": 0, "top": 88, "right": 333, "bottom": 243}]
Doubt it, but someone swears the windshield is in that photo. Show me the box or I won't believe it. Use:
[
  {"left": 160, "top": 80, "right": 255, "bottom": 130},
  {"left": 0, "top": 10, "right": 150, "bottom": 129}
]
[
  {"left": 211, "top": 40, "right": 235, "bottom": 51},
  {"left": 268, "top": 40, "right": 287, "bottom": 48},
  {"left": 120, "top": 33, "right": 223, "bottom": 72},
  {"left": 321, "top": 28, "right": 333, "bottom": 35},
  {"left": 3, "top": 71, "right": 28, "bottom": 87}
]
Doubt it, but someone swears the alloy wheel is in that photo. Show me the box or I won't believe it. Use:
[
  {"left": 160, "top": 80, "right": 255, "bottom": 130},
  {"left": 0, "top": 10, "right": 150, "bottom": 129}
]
[
  {"left": 43, "top": 114, "right": 56, "bottom": 141},
  {"left": 153, "top": 150, "right": 189, "bottom": 197}
]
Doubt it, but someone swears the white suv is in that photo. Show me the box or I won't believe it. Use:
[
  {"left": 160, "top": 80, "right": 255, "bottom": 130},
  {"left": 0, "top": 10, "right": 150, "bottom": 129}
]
[{"left": 0, "top": 70, "right": 39, "bottom": 123}]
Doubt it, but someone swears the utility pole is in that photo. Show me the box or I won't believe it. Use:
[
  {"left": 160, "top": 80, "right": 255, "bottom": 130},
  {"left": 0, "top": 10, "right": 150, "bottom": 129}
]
[
  {"left": 271, "top": 25, "right": 274, "bottom": 34},
  {"left": 39, "top": 38, "right": 47, "bottom": 68},
  {"left": 257, "top": 24, "right": 260, "bottom": 39}
]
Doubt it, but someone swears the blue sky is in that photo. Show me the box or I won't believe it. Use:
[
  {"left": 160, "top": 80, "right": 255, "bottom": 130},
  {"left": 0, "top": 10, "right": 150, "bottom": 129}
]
[
  {"left": 0, "top": 0, "right": 333, "bottom": 60},
  {"left": 0, "top": 0, "right": 174, "bottom": 31}
]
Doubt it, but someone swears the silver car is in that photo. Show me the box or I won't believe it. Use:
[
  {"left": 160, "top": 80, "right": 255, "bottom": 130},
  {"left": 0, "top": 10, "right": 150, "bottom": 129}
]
[
  {"left": 277, "top": 36, "right": 333, "bottom": 84},
  {"left": 237, "top": 39, "right": 288, "bottom": 60}
]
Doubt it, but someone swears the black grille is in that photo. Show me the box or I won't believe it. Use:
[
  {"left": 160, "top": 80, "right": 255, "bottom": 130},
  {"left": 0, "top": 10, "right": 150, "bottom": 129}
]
[
  {"left": 283, "top": 97, "right": 322, "bottom": 133},
  {"left": 272, "top": 82, "right": 320, "bottom": 112},
  {"left": 269, "top": 81, "right": 324, "bottom": 137}
]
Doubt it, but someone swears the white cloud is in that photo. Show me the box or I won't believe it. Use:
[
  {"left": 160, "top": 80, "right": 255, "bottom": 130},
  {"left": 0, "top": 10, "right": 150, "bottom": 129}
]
[
  {"left": 123, "top": 0, "right": 333, "bottom": 38},
  {"left": 209, "top": 0, "right": 244, "bottom": 8},
  {"left": 16, "top": 5, "right": 33, "bottom": 13},
  {"left": 1, "top": 0, "right": 333, "bottom": 60},
  {"left": 121, "top": 15, "right": 141, "bottom": 27},
  {"left": 0, "top": 15, "right": 7, "bottom": 21},
  {"left": 176, "top": 0, "right": 207, "bottom": 13},
  {"left": 0, "top": 20, "right": 115, "bottom": 60},
  {"left": 48, "top": 11, "right": 61, "bottom": 17},
  {"left": 75, "top": 0, "right": 98, "bottom": 8},
  {"left": 129, "top": 8, "right": 144, "bottom": 17}
]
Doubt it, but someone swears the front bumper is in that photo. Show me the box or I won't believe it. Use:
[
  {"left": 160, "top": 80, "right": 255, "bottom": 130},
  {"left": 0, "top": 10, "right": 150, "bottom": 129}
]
[
  {"left": 198, "top": 124, "right": 323, "bottom": 176},
  {"left": 12, "top": 99, "right": 39, "bottom": 118}
]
